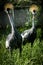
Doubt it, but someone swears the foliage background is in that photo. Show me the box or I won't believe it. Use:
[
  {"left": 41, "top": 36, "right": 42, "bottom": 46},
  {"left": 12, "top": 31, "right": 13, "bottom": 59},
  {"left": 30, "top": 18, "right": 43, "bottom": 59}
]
[
  {"left": 0, "top": 0, "right": 43, "bottom": 65},
  {"left": 0, "top": 28, "right": 43, "bottom": 65}
]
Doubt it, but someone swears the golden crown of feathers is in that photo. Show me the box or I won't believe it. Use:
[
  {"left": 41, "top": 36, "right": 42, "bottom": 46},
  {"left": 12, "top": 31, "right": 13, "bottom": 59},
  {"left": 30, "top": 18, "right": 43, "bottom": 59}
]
[
  {"left": 4, "top": 3, "right": 14, "bottom": 10},
  {"left": 29, "top": 4, "right": 39, "bottom": 13}
]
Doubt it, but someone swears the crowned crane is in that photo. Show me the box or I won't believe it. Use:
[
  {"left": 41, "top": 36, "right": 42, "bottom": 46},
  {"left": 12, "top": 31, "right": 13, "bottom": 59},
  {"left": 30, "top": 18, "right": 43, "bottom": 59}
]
[
  {"left": 21, "top": 13, "right": 36, "bottom": 46},
  {"left": 4, "top": 3, "right": 22, "bottom": 55},
  {"left": 21, "top": 4, "right": 39, "bottom": 46}
]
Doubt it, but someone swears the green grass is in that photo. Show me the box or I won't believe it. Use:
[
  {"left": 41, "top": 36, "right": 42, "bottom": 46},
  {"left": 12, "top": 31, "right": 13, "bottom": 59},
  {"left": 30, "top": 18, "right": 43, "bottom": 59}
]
[{"left": 0, "top": 27, "right": 43, "bottom": 65}]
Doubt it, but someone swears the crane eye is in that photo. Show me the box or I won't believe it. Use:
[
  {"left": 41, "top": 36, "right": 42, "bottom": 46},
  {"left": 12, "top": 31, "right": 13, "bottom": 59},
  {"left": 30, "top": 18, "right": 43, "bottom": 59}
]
[
  {"left": 33, "top": 10, "right": 36, "bottom": 13},
  {"left": 7, "top": 8, "right": 12, "bottom": 14},
  {"left": 7, "top": 8, "right": 10, "bottom": 11}
]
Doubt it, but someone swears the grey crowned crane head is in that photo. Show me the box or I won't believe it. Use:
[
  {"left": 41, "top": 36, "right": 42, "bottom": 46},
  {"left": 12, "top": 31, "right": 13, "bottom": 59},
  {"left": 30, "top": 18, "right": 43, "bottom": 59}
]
[
  {"left": 4, "top": 3, "right": 14, "bottom": 19},
  {"left": 29, "top": 4, "right": 39, "bottom": 15}
]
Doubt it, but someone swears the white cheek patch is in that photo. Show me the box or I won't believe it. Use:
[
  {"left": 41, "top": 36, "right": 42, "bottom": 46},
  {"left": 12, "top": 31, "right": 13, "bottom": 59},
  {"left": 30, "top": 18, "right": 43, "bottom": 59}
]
[{"left": 5, "top": 41, "right": 9, "bottom": 48}]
